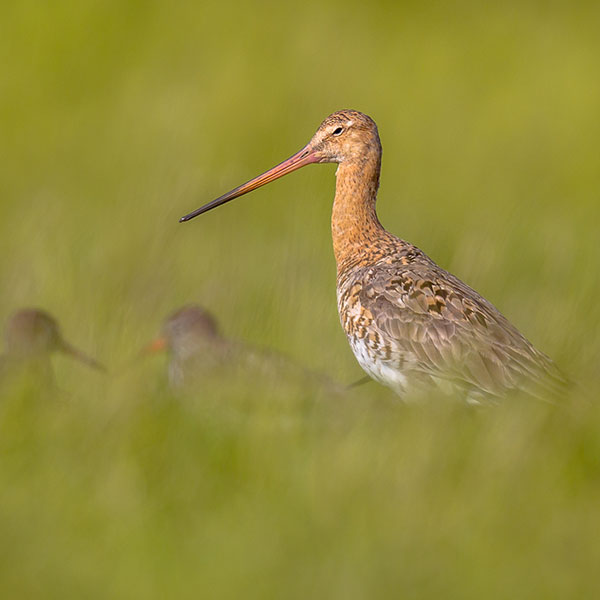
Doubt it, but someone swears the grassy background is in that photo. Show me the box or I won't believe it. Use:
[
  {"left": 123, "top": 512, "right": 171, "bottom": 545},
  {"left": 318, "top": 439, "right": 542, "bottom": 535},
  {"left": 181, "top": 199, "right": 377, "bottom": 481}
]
[{"left": 1, "top": 1, "right": 599, "bottom": 597}]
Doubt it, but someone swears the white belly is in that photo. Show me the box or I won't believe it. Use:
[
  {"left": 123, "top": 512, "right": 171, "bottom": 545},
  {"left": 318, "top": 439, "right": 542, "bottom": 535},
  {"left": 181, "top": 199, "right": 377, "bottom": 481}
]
[{"left": 348, "top": 335, "right": 409, "bottom": 395}]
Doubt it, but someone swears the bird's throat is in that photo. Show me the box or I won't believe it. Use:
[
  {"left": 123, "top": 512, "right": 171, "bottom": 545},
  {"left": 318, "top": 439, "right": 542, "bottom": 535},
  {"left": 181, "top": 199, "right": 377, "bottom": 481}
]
[{"left": 331, "top": 156, "right": 386, "bottom": 274}]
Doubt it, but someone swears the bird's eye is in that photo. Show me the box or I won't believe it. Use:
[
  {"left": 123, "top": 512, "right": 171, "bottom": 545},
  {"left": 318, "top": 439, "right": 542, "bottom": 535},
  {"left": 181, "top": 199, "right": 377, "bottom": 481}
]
[{"left": 332, "top": 127, "right": 344, "bottom": 136}]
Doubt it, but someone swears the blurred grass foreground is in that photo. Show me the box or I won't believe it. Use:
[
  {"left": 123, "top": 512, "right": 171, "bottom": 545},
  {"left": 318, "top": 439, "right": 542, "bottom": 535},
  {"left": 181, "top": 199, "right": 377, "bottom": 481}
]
[{"left": 1, "top": 1, "right": 599, "bottom": 598}]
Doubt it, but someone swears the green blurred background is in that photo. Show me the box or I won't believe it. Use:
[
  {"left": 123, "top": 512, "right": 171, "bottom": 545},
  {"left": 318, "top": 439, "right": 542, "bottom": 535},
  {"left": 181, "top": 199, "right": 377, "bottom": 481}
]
[{"left": 1, "top": 1, "right": 599, "bottom": 598}]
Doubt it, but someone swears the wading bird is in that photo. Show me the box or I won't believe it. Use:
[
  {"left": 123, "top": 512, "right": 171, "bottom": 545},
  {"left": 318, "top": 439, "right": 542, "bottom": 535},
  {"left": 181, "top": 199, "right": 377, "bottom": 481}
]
[
  {"left": 0, "top": 308, "right": 105, "bottom": 390},
  {"left": 143, "top": 305, "right": 342, "bottom": 392},
  {"left": 180, "top": 111, "right": 567, "bottom": 402}
]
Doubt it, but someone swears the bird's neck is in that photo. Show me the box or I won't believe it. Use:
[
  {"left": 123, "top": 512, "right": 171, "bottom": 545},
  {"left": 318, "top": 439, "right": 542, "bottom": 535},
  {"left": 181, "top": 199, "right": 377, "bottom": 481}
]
[{"left": 331, "top": 154, "right": 387, "bottom": 275}]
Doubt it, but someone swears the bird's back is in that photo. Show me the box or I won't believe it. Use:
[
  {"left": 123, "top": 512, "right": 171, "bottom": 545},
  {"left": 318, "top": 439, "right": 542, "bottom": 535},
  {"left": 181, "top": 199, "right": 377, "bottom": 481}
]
[{"left": 337, "top": 238, "right": 568, "bottom": 402}]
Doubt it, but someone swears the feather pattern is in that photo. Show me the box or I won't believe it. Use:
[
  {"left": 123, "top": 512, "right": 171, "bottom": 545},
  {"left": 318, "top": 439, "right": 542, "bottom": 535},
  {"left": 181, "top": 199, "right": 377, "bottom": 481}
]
[
  {"left": 181, "top": 109, "right": 569, "bottom": 403},
  {"left": 338, "top": 243, "right": 568, "bottom": 400}
]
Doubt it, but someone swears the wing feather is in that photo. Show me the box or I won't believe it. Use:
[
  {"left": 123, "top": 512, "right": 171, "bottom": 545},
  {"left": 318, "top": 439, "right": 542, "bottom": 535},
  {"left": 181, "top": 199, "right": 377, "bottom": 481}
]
[{"left": 350, "top": 256, "right": 568, "bottom": 400}]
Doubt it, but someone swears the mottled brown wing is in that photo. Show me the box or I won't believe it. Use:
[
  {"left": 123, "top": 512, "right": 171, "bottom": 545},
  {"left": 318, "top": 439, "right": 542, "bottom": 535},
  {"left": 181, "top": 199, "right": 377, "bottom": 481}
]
[{"left": 360, "top": 260, "right": 568, "bottom": 400}]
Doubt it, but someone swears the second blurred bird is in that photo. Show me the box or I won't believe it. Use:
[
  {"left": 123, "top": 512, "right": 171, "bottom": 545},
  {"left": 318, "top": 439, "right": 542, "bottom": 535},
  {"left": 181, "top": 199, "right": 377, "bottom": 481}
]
[{"left": 140, "top": 305, "right": 343, "bottom": 394}]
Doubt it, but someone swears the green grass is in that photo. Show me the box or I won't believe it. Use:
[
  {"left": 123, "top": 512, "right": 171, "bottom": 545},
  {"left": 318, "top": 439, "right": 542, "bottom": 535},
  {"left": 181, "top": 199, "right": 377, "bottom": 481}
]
[{"left": 1, "top": 1, "right": 599, "bottom": 597}]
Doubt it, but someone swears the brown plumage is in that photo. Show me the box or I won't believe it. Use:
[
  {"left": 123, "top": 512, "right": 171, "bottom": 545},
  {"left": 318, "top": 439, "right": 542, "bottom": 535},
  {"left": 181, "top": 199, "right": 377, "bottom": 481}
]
[
  {"left": 180, "top": 110, "right": 567, "bottom": 402},
  {"left": 0, "top": 308, "right": 105, "bottom": 390},
  {"left": 145, "top": 305, "right": 342, "bottom": 392}
]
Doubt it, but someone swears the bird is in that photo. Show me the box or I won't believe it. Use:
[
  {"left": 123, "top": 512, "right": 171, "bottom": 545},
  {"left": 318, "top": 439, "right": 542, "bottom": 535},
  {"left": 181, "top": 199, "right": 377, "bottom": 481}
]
[
  {"left": 0, "top": 308, "right": 105, "bottom": 391},
  {"left": 142, "top": 304, "right": 343, "bottom": 393},
  {"left": 179, "top": 110, "right": 567, "bottom": 402}
]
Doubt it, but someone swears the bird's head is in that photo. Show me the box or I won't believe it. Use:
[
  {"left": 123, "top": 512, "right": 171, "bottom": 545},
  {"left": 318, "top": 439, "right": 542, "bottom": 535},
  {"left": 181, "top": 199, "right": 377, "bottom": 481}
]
[
  {"left": 4, "top": 308, "right": 105, "bottom": 370},
  {"left": 179, "top": 110, "right": 380, "bottom": 222}
]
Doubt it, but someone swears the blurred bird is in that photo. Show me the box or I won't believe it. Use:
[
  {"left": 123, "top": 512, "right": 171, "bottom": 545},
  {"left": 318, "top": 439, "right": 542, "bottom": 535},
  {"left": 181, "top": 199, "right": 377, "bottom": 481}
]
[
  {"left": 143, "top": 305, "right": 342, "bottom": 393},
  {"left": 179, "top": 110, "right": 568, "bottom": 402},
  {"left": 0, "top": 308, "right": 105, "bottom": 391}
]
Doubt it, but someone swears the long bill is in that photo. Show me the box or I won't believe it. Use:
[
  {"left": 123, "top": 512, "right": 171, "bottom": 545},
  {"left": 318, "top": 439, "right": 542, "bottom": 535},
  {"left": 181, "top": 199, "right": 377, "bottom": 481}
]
[
  {"left": 179, "top": 144, "right": 320, "bottom": 222},
  {"left": 60, "top": 340, "right": 107, "bottom": 372}
]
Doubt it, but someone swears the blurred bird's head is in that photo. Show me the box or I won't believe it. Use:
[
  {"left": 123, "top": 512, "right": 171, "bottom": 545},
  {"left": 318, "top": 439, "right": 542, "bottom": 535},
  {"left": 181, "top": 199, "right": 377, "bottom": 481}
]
[
  {"left": 4, "top": 308, "right": 105, "bottom": 370},
  {"left": 146, "top": 305, "right": 220, "bottom": 361},
  {"left": 5, "top": 309, "right": 62, "bottom": 358}
]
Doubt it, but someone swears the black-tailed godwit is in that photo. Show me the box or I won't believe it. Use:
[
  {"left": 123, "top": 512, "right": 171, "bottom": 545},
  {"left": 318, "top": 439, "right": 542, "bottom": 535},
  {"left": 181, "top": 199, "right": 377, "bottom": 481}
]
[
  {"left": 180, "top": 111, "right": 567, "bottom": 402},
  {"left": 144, "top": 305, "right": 342, "bottom": 392},
  {"left": 1, "top": 308, "right": 105, "bottom": 388}
]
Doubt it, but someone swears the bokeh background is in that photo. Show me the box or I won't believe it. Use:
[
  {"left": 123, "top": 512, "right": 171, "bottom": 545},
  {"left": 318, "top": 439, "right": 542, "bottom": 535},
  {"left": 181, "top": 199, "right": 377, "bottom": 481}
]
[{"left": 1, "top": 1, "right": 599, "bottom": 598}]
